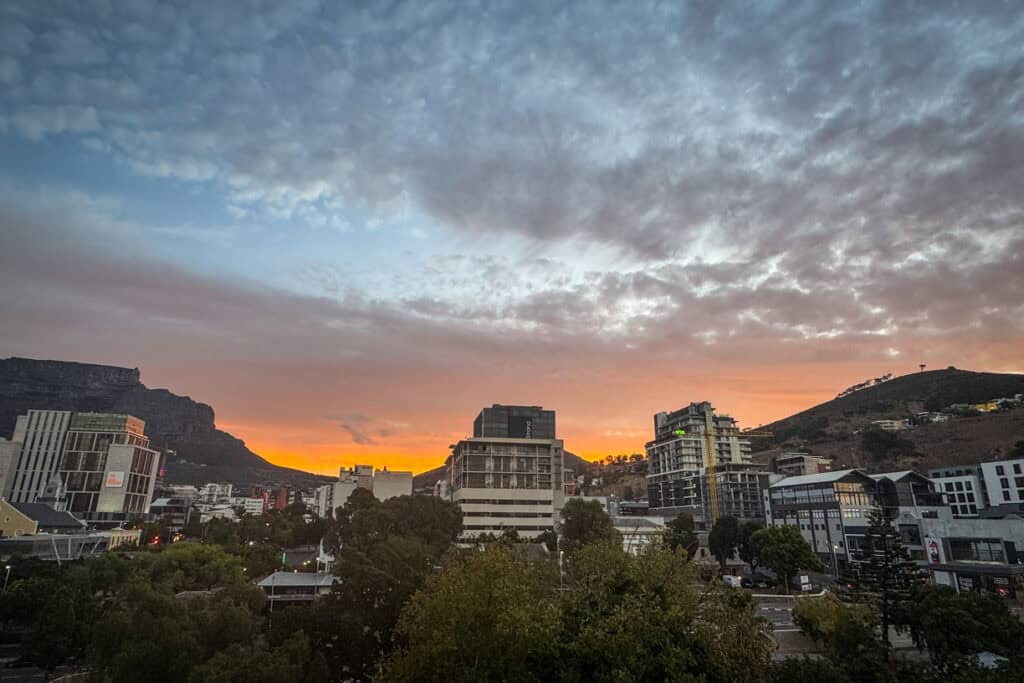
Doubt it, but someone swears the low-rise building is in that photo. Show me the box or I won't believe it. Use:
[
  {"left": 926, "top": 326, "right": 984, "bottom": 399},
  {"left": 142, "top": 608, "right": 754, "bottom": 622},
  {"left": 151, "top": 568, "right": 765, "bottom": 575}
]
[
  {"left": 0, "top": 528, "right": 141, "bottom": 562},
  {"left": 772, "top": 452, "right": 832, "bottom": 477},
  {"left": 870, "top": 419, "right": 909, "bottom": 432},
  {"left": 766, "top": 469, "right": 878, "bottom": 575},
  {"left": 0, "top": 498, "right": 38, "bottom": 536},
  {"left": 613, "top": 516, "right": 665, "bottom": 556},
  {"left": 230, "top": 496, "right": 266, "bottom": 516},
  {"left": 371, "top": 469, "right": 413, "bottom": 501},
  {"left": 149, "top": 496, "right": 195, "bottom": 529},
  {"left": 198, "top": 483, "right": 233, "bottom": 505},
  {"left": 257, "top": 571, "right": 337, "bottom": 610}
]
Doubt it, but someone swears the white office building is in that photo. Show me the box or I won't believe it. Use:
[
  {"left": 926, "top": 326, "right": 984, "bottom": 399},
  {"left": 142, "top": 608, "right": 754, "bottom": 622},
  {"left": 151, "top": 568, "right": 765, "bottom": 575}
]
[
  {"left": 57, "top": 413, "right": 161, "bottom": 525},
  {"left": 6, "top": 410, "right": 73, "bottom": 503}
]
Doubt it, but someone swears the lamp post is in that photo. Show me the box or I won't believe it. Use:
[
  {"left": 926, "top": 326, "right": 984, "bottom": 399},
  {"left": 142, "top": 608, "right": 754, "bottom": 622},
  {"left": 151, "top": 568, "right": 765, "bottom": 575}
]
[{"left": 2, "top": 565, "right": 11, "bottom": 593}]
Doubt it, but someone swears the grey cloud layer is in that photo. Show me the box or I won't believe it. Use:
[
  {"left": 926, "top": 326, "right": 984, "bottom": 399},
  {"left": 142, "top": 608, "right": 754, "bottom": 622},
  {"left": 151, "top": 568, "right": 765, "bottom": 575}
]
[{"left": 1, "top": 0, "right": 1022, "bottom": 356}]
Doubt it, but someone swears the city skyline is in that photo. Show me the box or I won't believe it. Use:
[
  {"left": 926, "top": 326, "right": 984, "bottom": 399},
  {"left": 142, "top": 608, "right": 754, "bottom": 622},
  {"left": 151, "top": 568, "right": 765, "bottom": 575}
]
[{"left": 2, "top": 2, "right": 1023, "bottom": 476}]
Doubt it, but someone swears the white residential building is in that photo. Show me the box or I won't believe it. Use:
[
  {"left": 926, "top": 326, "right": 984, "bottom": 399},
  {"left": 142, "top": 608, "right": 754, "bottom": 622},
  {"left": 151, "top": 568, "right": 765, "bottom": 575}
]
[
  {"left": 929, "top": 458, "right": 1024, "bottom": 516},
  {"left": 980, "top": 458, "right": 1024, "bottom": 507},
  {"left": 231, "top": 497, "right": 266, "bottom": 516},
  {"left": 314, "top": 464, "right": 411, "bottom": 517},
  {"left": 198, "top": 483, "right": 234, "bottom": 505}
]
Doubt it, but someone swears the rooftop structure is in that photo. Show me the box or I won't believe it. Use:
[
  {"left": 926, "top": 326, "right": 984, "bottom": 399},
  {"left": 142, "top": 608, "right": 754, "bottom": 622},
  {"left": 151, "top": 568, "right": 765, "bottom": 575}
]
[{"left": 473, "top": 404, "right": 556, "bottom": 440}]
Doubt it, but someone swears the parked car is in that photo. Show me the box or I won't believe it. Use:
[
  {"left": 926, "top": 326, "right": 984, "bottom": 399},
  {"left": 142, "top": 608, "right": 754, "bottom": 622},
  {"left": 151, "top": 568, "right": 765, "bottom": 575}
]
[
  {"left": 721, "top": 574, "right": 742, "bottom": 588},
  {"left": 741, "top": 572, "right": 776, "bottom": 589}
]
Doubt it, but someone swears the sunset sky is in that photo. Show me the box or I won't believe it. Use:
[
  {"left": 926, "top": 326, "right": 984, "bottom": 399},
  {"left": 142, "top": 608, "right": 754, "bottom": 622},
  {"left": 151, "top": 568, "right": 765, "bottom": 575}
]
[{"left": 1, "top": 1, "right": 1022, "bottom": 475}]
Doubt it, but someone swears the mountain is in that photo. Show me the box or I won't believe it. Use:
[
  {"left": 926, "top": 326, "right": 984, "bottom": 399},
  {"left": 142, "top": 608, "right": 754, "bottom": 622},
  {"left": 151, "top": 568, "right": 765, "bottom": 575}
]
[
  {"left": 755, "top": 368, "right": 1024, "bottom": 472},
  {"left": 411, "top": 450, "right": 590, "bottom": 490},
  {"left": 0, "top": 357, "right": 330, "bottom": 489}
]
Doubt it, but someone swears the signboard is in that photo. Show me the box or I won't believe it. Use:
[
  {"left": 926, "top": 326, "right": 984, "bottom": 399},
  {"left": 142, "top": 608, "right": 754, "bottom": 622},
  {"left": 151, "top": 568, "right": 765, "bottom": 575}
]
[
  {"left": 673, "top": 429, "right": 687, "bottom": 436},
  {"left": 799, "top": 575, "right": 811, "bottom": 592},
  {"left": 105, "top": 471, "right": 125, "bottom": 487},
  {"left": 924, "top": 536, "right": 944, "bottom": 564}
]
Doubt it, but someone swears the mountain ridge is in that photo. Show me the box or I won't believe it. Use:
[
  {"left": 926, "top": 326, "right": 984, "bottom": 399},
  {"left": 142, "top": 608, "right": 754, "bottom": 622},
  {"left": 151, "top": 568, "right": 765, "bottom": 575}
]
[{"left": 0, "top": 357, "right": 330, "bottom": 489}]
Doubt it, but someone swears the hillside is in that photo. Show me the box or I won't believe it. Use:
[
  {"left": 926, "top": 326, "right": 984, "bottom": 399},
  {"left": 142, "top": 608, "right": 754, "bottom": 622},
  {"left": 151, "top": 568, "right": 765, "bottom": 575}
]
[
  {"left": 755, "top": 368, "right": 1024, "bottom": 472},
  {"left": 0, "top": 357, "right": 330, "bottom": 489}
]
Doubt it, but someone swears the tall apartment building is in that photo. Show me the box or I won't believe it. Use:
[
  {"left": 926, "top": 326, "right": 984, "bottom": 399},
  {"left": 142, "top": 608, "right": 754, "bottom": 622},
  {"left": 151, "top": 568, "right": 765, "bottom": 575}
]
[
  {"left": 6, "top": 410, "right": 74, "bottom": 503},
  {"left": 57, "top": 413, "right": 161, "bottom": 524},
  {"left": 447, "top": 404, "right": 565, "bottom": 539},
  {"left": 646, "top": 402, "right": 764, "bottom": 525}
]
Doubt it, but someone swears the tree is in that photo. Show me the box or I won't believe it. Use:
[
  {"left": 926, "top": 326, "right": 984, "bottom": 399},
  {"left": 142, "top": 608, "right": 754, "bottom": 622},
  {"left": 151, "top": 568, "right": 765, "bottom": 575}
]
[
  {"left": 663, "top": 512, "right": 699, "bottom": 560},
  {"left": 1011, "top": 440, "right": 1024, "bottom": 458},
  {"left": 751, "top": 526, "right": 822, "bottom": 593},
  {"left": 708, "top": 515, "right": 740, "bottom": 567},
  {"left": 738, "top": 520, "right": 763, "bottom": 566},
  {"left": 382, "top": 547, "right": 561, "bottom": 682},
  {"left": 846, "top": 508, "right": 923, "bottom": 653},
  {"left": 561, "top": 543, "right": 708, "bottom": 682},
  {"left": 536, "top": 528, "right": 557, "bottom": 552},
  {"left": 0, "top": 576, "right": 98, "bottom": 669},
  {"left": 558, "top": 498, "right": 621, "bottom": 554},
  {"left": 900, "top": 585, "right": 1024, "bottom": 669}
]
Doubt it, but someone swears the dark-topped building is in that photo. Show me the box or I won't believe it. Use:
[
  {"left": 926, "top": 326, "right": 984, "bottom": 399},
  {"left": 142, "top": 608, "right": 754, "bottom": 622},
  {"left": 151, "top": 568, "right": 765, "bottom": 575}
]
[{"left": 473, "top": 404, "right": 555, "bottom": 440}]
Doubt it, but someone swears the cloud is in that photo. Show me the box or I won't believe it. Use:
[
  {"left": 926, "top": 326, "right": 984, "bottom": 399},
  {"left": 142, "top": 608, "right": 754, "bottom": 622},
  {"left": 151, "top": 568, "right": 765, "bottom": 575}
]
[
  {"left": 1, "top": 1, "right": 1023, "bottom": 470},
  {"left": 0, "top": 1, "right": 1019, "bottom": 261}
]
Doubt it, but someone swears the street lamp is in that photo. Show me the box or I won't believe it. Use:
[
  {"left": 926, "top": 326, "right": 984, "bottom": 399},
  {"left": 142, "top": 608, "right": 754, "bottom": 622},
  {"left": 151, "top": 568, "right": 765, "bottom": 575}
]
[{"left": 2, "top": 565, "right": 11, "bottom": 593}]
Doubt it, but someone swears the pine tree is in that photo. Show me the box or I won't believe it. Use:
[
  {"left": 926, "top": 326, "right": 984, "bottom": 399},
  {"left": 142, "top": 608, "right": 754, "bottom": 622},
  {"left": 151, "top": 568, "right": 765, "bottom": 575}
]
[{"left": 845, "top": 507, "right": 924, "bottom": 656}]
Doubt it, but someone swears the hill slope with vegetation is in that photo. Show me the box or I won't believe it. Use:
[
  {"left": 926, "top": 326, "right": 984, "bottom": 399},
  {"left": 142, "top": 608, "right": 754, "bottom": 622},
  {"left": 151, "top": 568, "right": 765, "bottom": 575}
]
[{"left": 755, "top": 368, "right": 1024, "bottom": 473}]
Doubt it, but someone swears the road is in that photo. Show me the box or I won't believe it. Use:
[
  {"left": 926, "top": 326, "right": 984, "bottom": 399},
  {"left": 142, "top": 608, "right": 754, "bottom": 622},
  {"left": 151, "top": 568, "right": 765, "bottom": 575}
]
[{"left": 759, "top": 604, "right": 796, "bottom": 630}]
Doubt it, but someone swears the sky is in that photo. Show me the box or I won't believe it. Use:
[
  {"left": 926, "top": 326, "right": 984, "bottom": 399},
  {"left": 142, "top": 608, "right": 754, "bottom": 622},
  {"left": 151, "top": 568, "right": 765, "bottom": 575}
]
[{"left": 1, "top": 1, "right": 1022, "bottom": 475}]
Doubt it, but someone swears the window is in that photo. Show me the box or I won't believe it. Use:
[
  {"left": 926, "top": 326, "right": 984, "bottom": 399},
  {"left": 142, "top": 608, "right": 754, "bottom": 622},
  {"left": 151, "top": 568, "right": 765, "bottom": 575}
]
[
  {"left": 965, "top": 481, "right": 973, "bottom": 490},
  {"left": 966, "top": 493, "right": 975, "bottom": 502},
  {"left": 996, "top": 465, "right": 1005, "bottom": 475},
  {"left": 1000, "top": 478, "right": 1009, "bottom": 489},
  {"left": 945, "top": 482, "right": 954, "bottom": 492},
  {"left": 955, "top": 481, "right": 964, "bottom": 491},
  {"left": 1003, "top": 490, "right": 1011, "bottom": 501},
  {"left": 1015, "top": 464, "right": 1022, "bottom": 475}
]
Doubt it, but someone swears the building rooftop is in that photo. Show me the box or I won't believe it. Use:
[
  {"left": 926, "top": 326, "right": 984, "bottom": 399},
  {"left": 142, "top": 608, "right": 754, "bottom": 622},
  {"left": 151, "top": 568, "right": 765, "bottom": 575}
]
[
  {"left": 9, "top": 503, "right": 87, "bottom": 531},
  {"left": 257, "top": 571, "right": 337, "bottom": 588},
  {"left": 612, "top": 517, "right": 665, "bottom": 529},
  {"left": 769, "top": 469, "right": 862, "bottom": 488}
]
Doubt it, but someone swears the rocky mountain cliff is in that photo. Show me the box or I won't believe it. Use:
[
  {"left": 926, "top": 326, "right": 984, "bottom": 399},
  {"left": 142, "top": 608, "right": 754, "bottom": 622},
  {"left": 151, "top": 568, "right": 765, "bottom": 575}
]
[{"left": 0, "top": 357, "right": 329, "bottom": 488}]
